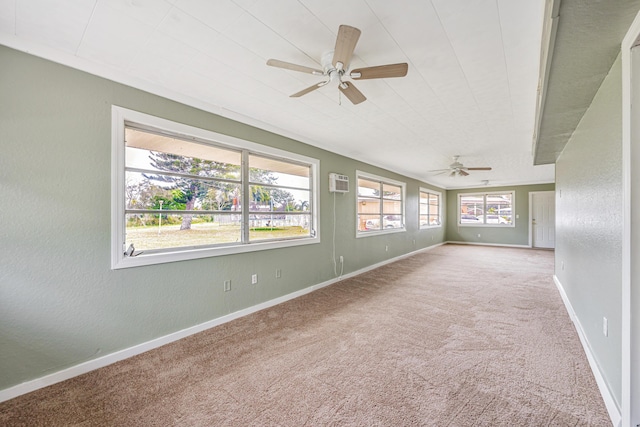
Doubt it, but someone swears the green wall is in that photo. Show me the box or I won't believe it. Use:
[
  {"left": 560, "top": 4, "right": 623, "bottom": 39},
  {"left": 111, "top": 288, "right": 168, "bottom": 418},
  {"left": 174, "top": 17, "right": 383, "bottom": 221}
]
[
  {"left": 0, "top": 44, "right": 561, "bottom": 395},
  {"left": 445, "top": 184, "right": 555, "bottom": 246},
  {"left": 0, "top": 45, "right": 446, "bottom": 392},
  {"left": 555, "top": 55, "right": 623, "bottom": 408}
]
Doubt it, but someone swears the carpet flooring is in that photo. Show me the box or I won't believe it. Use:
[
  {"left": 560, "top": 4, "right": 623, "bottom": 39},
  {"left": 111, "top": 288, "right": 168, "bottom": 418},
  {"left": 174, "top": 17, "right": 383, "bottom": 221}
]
[{"left": 0, "top": 244, "right": 611, "bottom": 426}]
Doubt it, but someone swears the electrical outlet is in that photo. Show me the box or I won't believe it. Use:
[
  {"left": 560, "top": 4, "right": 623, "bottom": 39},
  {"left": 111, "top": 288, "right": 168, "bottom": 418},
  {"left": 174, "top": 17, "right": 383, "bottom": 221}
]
[
  {"left": 385, "top": 245, "right": 388, "bottom": 252},
  {"left": 275, "top": 269, "right": 281, "bottom": 279},
  {"left": 224, "top": 280, "right": 231, "bottom": 292},
  {"left": 477, "top": 234, "right": 481, "bottom": 238},
  {"left": 251, "top": 274, "right": 258, "bottom": 284},
  {"left": 413, "top": 239, "right": 416, "bottom": 245},
  {"left": 339, "top": 255, "right": 344, "bottom": 263},
  {"left": 603, "top": 317, "right": 608, "bottom": 337}
]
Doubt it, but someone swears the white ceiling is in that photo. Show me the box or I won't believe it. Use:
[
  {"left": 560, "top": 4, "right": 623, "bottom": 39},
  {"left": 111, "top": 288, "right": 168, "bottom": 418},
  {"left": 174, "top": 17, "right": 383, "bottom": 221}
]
[{"left": 0, "top": 0, "right": 554, "bottom": 189}]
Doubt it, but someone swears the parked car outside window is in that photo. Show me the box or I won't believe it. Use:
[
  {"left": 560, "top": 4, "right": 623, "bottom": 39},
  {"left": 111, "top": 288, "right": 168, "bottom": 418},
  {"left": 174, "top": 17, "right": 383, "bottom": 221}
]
[
  {"left": 460, "top": 214, "right": 480, "bottom": 223},
  {"left": 383, "top": 215, "right": 402, "bottom": 228},
  {"left": 476, "top": 214, "right": 508, "bottom": 224}
]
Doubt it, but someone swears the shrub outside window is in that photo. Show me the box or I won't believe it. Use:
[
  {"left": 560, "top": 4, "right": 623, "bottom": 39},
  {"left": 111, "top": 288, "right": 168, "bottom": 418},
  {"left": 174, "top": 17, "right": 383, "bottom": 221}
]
[
  {"left": 112, "top": 107, "right": 319, "bottom": 269},
  {"left": 356, "top": 171, "right": 405, "bottom": 236},
  {"left": 458, "top": 191, "right": 514, "bottom": 226},
  {"left": 420, "top": 189, "right": 441, "bottom": 228}
]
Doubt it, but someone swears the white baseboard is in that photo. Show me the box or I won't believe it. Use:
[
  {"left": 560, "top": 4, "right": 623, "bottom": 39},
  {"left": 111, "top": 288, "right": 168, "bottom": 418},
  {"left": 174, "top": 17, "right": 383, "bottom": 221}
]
[
  {"left": 446, "top": 240, "right": 531, "bottom": 249},
  {"left": 0, "top": 243, "right": 444, "bottom": 404},
  {"left": 553, "top": 275, "right": 621, "bottom": 427}
]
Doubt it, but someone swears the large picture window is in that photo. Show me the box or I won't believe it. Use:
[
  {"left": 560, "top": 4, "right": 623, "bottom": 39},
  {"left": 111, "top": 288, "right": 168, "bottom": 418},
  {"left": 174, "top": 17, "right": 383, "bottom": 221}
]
[
  {"left": 458, "top": 191, "right": 514, "bottom": 226},
  {"left": 356, "top": 171, "right": 405, "bottom": 236},
  {"left": 112, "top": 107, "right": 319, "bottom": 268},
  {"left": 420, "top": 189, "right": 441, "bottom": 228}
]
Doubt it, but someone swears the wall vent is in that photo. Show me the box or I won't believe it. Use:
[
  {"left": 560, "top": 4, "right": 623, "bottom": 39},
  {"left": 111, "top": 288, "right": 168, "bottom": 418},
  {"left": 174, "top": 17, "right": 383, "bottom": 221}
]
[{"left": 329, "top": 173, "right": 349, "bottom": 193}]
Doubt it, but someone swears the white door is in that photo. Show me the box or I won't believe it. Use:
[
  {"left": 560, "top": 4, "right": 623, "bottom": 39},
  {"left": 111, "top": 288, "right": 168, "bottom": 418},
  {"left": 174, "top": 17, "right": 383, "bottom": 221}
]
[{"left": 531, "top": 191, "right": 555, "bottom": 248}]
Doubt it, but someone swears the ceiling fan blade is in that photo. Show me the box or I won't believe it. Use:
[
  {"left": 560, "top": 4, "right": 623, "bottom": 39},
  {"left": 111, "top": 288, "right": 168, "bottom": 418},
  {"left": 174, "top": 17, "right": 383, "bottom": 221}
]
[
  {"left": 459, "top": 170, "right": 470, "bottom": 176},
  {"left": 290, "top": 81, "right": 328, "bottom": 98},
  {"left": 350, "top": 63, "right": 408, "bottom": 80},
  {"left": 466, "top": 167, "right": 492, "bottom": 171},
  {"left": 332, "top": 25, "right": 361, "bottom": 69},
  {"left": 267, "top": 59, "right": 323, "bottom": 75},
  {"left": 339, "top": 81, "right": 366, "bottom": 105}
]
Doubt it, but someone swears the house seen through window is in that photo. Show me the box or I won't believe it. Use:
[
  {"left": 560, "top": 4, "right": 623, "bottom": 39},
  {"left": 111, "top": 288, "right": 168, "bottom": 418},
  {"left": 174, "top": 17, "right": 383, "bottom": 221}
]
[
  {"left": 458, "top": 192, "right": 514, "bottom": 226},
  {"left": 356, "top": 172, "right": 405, "bottom": 235},
  {"left": 420, "top": 189, "right": 441, "bottom": 228}
]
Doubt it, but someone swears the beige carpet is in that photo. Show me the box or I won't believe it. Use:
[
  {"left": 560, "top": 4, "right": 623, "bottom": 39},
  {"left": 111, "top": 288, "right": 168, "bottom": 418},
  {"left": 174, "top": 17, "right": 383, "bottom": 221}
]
[{"left": 0, "top": 244, "right": 610, "bottom": 426}]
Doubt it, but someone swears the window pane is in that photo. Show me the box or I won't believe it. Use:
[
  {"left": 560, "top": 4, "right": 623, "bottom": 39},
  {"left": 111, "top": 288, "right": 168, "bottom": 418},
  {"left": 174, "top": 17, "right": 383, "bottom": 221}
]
[
  {"left": 249, "top": 186, "right": 310, "bottom": 212},
  {"left": 358, "top": 197, "right": 380, "bottom": 215},
  {"left": 382, "top": 200, "right": 402, "bottom": 214},
  {"left": 358, "top": 179, "right": 380, "bottom": 197},
  {"left": 126, "top": 213, "right": 242, "bottom": 251},
  {"left": 358, "top": 214, "right": 381, "bottom": 232},
  {"left": 249, "top": 154, "right": 310, "bottom": 188},
  {"left": 429, "top": 194, "right": 440, "bottom": 224},
  {"left": 460, "top": 195, "right": 484, "bottom": 219},
  {"left": 459, "top": 193, "right": 513, "bottom": 225},
  {"left": 126, "top": 171, "right": 242, "bottom": 211},
  {"left": 383, "top": 183, "right": 401, "bottom": 200},
  {"left": 486, "top": 193, "right": 512, "bottom": 225},
  {"left": 419, "top": 192, "right": 429, "bottom": 215},
  {"left": 249, "top": 214, "right": 311, "bottom": 240},
  {"left": 125, "top": 128, "right": 241, "bottom": 180},
  {"left": 420, "top": 191, "right": 439, "bottom": 225},
  {"left": 356, "top": 174, "right": 404, "bottom": 235}
]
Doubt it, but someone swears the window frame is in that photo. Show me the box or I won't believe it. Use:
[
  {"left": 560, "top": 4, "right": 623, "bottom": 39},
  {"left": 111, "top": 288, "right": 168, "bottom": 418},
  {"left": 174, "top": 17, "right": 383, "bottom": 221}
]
[
  {"left": 355, "top": 170, "right": 406, "bottom": 238},
  {"left": 112, "top": 106, "right": 320, "bottom": 269},
  {"left": 457, "top": 191, "right": 515, "bottom": 227},
  {"left": 419, "top": 188, "right": 442, "bottom": 229}
]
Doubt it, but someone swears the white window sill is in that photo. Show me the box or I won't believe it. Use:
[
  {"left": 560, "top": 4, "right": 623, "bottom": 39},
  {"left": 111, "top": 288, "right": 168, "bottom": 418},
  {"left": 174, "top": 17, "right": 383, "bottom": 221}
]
[
  {"left": 356, "top": 227, "right": 406, "bottom": 238},
  {"left": 112, "top": 236, "right": 320, "bottom": 269}
]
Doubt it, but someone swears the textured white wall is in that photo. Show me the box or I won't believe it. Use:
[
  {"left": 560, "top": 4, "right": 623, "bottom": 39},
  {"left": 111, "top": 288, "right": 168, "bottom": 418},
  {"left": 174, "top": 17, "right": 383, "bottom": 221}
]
[{"left": 555, "top": 55, "right": 623, "bottom": 407}]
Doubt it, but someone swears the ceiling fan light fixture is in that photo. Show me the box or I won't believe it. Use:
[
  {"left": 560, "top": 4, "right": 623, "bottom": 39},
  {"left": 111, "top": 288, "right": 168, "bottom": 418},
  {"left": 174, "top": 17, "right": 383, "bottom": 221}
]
[
  {"left": 430, "top": 155, "right": 492, "bottom": 178},
  {"left": 266, "top": 25, "right": 409, "bottom": 105}
]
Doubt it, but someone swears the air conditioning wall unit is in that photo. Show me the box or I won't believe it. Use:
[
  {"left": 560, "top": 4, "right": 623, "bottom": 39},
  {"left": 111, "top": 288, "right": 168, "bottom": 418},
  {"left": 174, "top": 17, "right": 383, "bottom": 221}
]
[{"left": 329, "top": 173, "right": 349, "bottom": 193}]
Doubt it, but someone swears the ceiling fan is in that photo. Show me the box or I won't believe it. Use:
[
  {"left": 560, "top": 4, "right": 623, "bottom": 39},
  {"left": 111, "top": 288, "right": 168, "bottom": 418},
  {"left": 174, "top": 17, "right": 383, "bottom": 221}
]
[
  {"left": 266, "top": 25, "right": 408, "bottom": 105},
  {"left": 430, "top": 155, "right": 492, "bottom": 177}
]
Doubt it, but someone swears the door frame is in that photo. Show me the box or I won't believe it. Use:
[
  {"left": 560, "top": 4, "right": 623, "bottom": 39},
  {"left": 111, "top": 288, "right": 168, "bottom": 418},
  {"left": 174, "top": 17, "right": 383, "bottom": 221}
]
[
  {"left": 621, "top": 10, "right": 640, "bottom": 427},
  {"left": 528, "top": 191, "right": 555, "bottom": 248}
]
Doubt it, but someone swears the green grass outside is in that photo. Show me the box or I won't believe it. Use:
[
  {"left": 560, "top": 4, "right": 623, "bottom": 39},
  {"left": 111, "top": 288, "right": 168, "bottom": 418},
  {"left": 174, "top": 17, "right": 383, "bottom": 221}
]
[{"left": 127, "top": 222, "right": 308, "bottom": 251}]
